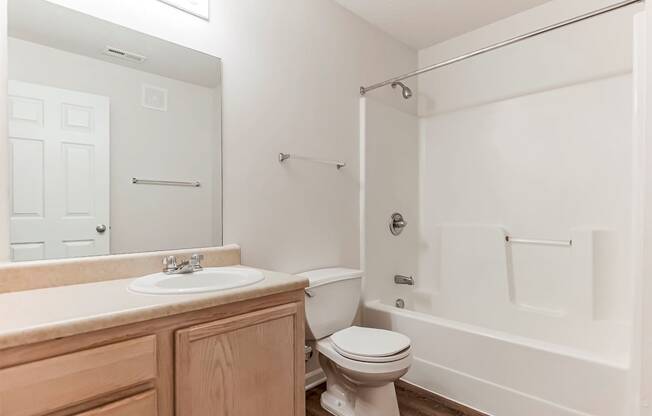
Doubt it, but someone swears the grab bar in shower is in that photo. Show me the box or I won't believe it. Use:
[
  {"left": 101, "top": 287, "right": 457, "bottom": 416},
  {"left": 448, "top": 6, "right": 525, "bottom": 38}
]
[
  {"left": 505, "top": 236, "right": 572, "bottom": 247},
  {"left": 132, "top": 177, "right": 201, "bottom": 187}
]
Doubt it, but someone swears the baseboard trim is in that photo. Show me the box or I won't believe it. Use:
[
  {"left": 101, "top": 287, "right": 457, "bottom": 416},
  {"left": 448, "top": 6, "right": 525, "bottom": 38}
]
[{"left": 305, "top": 368, "right": 326, "bottom": 390}]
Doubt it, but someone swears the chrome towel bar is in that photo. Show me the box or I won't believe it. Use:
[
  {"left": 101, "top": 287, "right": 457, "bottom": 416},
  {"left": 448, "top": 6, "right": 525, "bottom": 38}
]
[
  {"left": 279, "top": 153, "right": 346, "bottom": 170},
  {"left": 132, "top": 178, "right": 201, "bottom": 187},
  {"left": 505, "top": 236, "right": 572, "bottom": 247}
]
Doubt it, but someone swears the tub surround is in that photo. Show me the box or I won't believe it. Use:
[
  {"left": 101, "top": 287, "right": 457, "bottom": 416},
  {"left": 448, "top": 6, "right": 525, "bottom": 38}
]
[{"left": 0, "top": 244, "right": 241, "bottom": 294}]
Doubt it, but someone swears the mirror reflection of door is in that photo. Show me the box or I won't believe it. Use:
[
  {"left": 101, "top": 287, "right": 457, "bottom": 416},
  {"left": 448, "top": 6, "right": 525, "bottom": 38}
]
[
  {"left": 8, "top": 81, "right": 110, "bottom": 261},
  {"left": 6, "top": 0, "right": 222, "bottom": 263}
]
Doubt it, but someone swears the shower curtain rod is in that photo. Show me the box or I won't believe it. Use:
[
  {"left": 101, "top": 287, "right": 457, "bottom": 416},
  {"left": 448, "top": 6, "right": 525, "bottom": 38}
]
[{"left": 359, "top": 0, "right": 644, "bottom": 96}]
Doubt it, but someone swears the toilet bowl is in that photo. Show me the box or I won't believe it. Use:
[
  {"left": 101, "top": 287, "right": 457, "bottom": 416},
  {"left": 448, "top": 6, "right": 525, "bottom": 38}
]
[
  {"left": 299, "top": 268, "right": 412, "bottom": 416},
  {"left": 317, "top": 327, "right": 412, "bottom": 416}
]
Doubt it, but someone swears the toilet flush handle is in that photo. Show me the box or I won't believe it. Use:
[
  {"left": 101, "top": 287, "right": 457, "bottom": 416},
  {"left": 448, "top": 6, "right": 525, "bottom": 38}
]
[{"left": 304, "top": 288, "right": 315, "bottom": 298}]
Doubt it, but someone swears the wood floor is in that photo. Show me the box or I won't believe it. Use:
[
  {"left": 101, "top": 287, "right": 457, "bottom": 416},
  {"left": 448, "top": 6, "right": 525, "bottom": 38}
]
[{"left": 306, "top": 381, "right": 487, "bottom": 416}]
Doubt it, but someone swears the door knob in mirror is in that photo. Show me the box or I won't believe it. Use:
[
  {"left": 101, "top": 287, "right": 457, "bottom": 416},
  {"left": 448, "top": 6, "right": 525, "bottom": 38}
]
[{"left": 96, "top": 224, "right": 107, "bottom": 233}]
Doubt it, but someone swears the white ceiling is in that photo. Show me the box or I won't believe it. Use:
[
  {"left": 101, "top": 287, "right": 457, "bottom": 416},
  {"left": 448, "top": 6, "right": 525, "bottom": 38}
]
[{"left": 334, "top": 0, "right": 554, "bottom": 49}]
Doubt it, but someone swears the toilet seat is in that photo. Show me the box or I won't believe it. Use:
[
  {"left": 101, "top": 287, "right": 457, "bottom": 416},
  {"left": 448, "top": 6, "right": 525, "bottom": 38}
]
[
  {"left": 334, "top": 345, "right": 412, "bottom": 363},
  {"left": 317, "top": 338, "right": 412, "bottom": 374},
  {"left": 329, "top": 326, "right": 412, "bottom": 363}
]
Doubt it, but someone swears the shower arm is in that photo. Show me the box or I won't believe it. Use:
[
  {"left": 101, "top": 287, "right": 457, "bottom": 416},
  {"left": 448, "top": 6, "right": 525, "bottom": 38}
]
[{"left": 359, "top": 0, "right": 643, "bottom": 96}]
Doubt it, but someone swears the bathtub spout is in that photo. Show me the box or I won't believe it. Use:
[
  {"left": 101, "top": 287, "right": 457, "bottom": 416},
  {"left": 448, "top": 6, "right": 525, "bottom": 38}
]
[{"left": 394, "top": 275, "right": 414, "bottom": 286}]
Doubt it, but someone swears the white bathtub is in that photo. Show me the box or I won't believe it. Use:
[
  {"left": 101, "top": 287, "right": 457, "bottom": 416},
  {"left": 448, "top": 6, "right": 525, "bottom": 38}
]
[{"left": 363, "top": 299, "right": 633, "bottom": 416}]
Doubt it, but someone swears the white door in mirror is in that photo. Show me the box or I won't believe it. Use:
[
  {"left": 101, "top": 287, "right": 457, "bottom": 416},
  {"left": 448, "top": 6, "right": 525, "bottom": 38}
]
[
  {"left": 8, "top": 81, "right": 110, "bottom": 261},
  {"left": 128, "top": 267, "right": 265, "bottom": 295}
]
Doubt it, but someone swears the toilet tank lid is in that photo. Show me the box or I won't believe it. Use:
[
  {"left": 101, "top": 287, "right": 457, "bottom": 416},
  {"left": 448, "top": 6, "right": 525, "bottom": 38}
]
[{"left": 297, "top": 267, "right": 362, "bottom": 288}]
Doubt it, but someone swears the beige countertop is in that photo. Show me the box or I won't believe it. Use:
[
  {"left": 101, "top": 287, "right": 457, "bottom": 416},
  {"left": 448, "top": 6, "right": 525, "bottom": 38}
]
[{"left": 0, "top": 266, "right": 307, "bottom": 350}]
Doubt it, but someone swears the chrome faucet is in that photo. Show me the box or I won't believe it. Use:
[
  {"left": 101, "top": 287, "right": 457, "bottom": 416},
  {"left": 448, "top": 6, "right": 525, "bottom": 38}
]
[
  {"left": 163, "top": 254, "right": 204, "bottom": 275},
  {"left": 189, "top": 253, "right": 204, "bottom": 272},
  {"left": 394, "top": 275, "right": 414, "bottom": 286}
]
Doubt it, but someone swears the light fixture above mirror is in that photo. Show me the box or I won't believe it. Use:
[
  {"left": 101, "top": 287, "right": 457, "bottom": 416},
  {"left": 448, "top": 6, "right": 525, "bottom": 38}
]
[{"left": 158, "top": 0, "right": 210, "bottom": 20}]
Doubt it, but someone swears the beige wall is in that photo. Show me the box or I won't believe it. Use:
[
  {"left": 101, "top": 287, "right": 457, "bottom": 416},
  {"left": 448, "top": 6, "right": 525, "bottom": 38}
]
[{"left": 30, "top": 0, "right": 417, "bottom": 274}]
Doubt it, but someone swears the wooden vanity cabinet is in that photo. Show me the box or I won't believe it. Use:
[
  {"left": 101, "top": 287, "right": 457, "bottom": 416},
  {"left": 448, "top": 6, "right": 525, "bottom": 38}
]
[
  {"left": 73, "top": 391, "right": 158, "bottom": 416},
  {"left": 175, "top": 303, "right": 303, "bottom": 415},
  {"left": 0, "top": 290, "right": 305, "bottom": 416},
  {"left": 0, "top": 336, "right": 157, "bottom": 416}
]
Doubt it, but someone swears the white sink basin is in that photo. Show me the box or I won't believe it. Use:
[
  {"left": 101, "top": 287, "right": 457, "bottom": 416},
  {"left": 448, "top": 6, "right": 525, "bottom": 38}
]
[{"left": 128, "top": 267, "right": 265, "bottom": 295}]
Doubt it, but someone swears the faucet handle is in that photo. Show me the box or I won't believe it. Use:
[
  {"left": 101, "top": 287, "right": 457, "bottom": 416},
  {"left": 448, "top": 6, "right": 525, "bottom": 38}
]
[
  {"left": 190, "top": 253, "right": 204, "bottom": 270},
  {"left": 389, "top": 213, "right": 408, "bottom": 236},
  {"left": 163, "top": 255, "right": 177, "bottom": 272}
]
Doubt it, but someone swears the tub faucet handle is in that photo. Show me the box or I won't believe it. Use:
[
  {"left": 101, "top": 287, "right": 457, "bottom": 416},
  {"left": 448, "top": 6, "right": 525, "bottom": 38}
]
[{"left": 390, "top": 213, "right": 407, "bottom": 236}]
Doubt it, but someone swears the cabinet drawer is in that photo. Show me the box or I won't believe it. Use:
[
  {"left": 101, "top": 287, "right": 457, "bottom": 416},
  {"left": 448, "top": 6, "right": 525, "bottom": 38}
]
[
  {"left": 0, "top": 335, "right": 157, "bottom": 416},
  {"left": 75, "top": 390, "right": 157, "bottom": 416}
]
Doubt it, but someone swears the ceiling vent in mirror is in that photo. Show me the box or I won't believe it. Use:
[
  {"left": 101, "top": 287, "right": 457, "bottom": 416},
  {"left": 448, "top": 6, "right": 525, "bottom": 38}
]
[{"left": 102, "top": 46, "right": 147, "bottom": 64}]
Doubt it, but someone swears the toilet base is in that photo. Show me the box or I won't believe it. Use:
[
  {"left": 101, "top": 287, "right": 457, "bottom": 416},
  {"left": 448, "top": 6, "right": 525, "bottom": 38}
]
[
  {"left": 315, "top": 337, "right": 411, "bottom": 416},
  {"left": 320, "top": 382, "right": 400, "bottom": 416},
  {"left": 321, "top": 389, "right": 354, "bottom": 416}
]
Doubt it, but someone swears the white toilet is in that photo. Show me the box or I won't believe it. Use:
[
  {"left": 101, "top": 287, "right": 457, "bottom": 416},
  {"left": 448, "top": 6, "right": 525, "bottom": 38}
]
[{"left": 299, "top": 268, "right": 412, "bottom": 416}]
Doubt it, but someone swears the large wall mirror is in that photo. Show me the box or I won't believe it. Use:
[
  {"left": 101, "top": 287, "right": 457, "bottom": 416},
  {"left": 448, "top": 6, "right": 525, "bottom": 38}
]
[{"left": 6, "top": 0, "right": 222, "bottom": 261}]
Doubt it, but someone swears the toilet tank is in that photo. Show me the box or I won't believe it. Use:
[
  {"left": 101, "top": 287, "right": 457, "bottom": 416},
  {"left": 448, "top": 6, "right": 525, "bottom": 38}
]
[{"left": 298, "top": 268, "right": 363, "bottom": 340}]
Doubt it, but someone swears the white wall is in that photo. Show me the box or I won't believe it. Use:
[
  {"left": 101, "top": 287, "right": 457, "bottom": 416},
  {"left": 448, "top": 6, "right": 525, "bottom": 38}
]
[
  {"left": 418, "top": 0, "right": 640, "bottom": 117},
  {"left": 25, "top": 0, "right": 418, "bottom": 273},
  {"left": 361, "top": 98, "right": 419, "bottom": 302},
  {"left": 639, "top": 4, "right": 652, "bottom": 415},
  {"left": 0, "top": 0, "right": 8, "bottom": 261},
  {"left": 8, "top": 37, "right": 220, "bottom": 254}
]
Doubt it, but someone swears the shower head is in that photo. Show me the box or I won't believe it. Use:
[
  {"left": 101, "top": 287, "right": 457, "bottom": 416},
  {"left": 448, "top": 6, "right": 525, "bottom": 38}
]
[{"left": 391, "top": 82, "right": 413, "bottom": 100}]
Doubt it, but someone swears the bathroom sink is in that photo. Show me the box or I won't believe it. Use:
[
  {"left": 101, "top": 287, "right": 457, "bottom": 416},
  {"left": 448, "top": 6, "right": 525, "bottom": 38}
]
[{"left": 128, "top": 267, "right": 265, "bottom": 295}]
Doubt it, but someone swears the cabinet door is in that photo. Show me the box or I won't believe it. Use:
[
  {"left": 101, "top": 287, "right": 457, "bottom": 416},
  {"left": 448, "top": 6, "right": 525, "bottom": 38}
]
[{"left": 175, "top": 303, "right": 304, "bottom": 416}]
